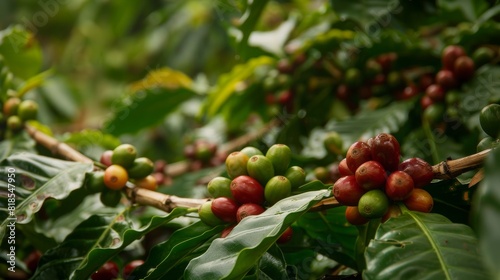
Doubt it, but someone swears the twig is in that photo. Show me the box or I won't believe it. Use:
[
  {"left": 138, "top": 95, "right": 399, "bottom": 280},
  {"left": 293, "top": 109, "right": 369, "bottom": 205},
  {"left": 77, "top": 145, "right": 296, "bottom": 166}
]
[
  {"left": 125, "top": 187, "right": 207, "bottom": 212},
  {"left": 432, "top": 149, "right": 490, "bottom": 179}
]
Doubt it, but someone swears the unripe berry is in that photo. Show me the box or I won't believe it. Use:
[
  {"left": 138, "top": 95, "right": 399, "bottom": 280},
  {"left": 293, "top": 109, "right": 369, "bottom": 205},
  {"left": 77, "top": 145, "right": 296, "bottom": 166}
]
[
  {"left": 104, "top": 165, "right": 128, "bottom": 190},
  {"left": 345, "top": 206, "right": 369, "bottom": 225}
]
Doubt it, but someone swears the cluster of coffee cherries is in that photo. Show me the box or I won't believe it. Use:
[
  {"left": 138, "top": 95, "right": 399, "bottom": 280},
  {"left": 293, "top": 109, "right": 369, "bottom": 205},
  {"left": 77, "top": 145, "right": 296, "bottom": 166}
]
[
  {"left": 1, "top": 96, "right": 38, "bottom": 138},
  {"left": 85, "top": 144, "right": 157, "bottom": 207},
  {"left": 198, "top": 144, "right": 306, "bottom": 242},
  {"left": 183, "top": 139, "right": 225, "bottom": 170},
  {"left": 91, "top": 260, "right": 144, "bottom": 280},
  {"left": 333, "top": 133, "right": 435, "bottom": 225}
]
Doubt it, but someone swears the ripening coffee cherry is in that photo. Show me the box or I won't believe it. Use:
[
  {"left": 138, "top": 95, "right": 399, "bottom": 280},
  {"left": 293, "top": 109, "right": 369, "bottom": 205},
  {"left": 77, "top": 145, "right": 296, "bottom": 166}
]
[
  {"left": 100, "top": 189, "right": 122, "bottom": 207},
  {"left": 127, "top": 157, "right": 154, "bottom": 179},
  {"left": 345, "top": 206, "right": 369, "bottom": 225},
  {"left": 398, "top": 85, "right": 419, "bottom": 100},
  {"left": 104, "top": 165, "right": 128, "bottom": 190},
  {"left": 225, "top": 152, "right": 249, "bottom": 178},
  {"left": 207, "top": 176, "right": 233, "bottom": 198},
  {"left": 357, "top": 190, "right": 389, "bottom": 219},
  {"left": 211, "top": 197, "right": 239, "bottom": 223},
  {"left": 435, "top": 70, "right": 457, "bottom": 89},
  {"left": 230, "top": 175, "right": 265, "bottom": 205},
  {"left": 3, "top": 97, "right": 21, "bottom": 117},
  {"left": 425, "top": 84, "right": 445, "bottom": 102},
  {"left": 442, "top": 45, "right": 466, "bottom": 70},
  {"left": 236, "top": 203, "right": 265, "bottom": 222},
  {"left": 332, "top": 175, "right": 366, "bottom": 206},
  {"left": 314, "top": 166, "right": 330, "bottom": 183},
  {"left": 123, "top": 260, "right": 144, "bottom": 279},
  {"left": 266, "top": 144, "right": 292, "bottom": 175},
  {"left": 24, "top": 250, "right": 42, "bottom": 274},
  {"left": 323, "top": 131, "right": 343, "bottom": 155},
  {"left": 240, "top": 146, "right": 263, "bottom": 158},
  {"left": 355, "top": 161, "right": 387, "bottom": 190},
  {"left": 265, "top": 176, "right": 292, "bottom": 205},
  {"left": 277, "top": 227, "right": 293, "bottom": 244},
  {"left": 100, "top": 150, "right": 113, "bottom": 167},
  {"left": 420, "top": 95, "right": 434, "bottom": 110},
  {"left": 18, "top": 100, "right": 38, "bottom": 121},
  {"left": 111, "top": 144, "right": 137, "bottom": 168},
  {"left": 338, "top": 158, "right": 353, "bottom": 177},
  {"left": 199, "top": 201, "right": 224, "bottom": 226},
  {"left": 398, "top": 158, "right": 434, "bottom": 188},
  {"left": 7, "top": 115, "right": 23, "bottom": 131},
  {"left": 285, "top": 166, "right": 306, "bottom": 190},
  {"left": 368, "top": 133, "right": 400, "bottom": 172},
  {"left": 385, "top": 171, "right": 414, "bottom": 201},
  {"left": 91, "top": 261, "right": 119, "bottom": 280},
  {"left": 247, "top": 155, "right": 274, "bottom": 185},
  {"left": 403, "top": 189, "right": 433, "bottom": 213},
  {"left": 346, "top": 141, "right": 372, "bottom": 173},
  {"left": 453, "top": 56, "right": 475, "bottom": 81},
  {"left": 134, "top": 175, "right": 157, "bottom": 191}
]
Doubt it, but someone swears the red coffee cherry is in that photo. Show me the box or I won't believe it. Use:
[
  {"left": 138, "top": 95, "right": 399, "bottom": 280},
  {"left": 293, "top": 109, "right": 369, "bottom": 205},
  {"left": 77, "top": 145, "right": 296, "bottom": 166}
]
[
  {"left": 345, "top": 206, "right": 369, "bottom": 225},
  {"left": 453, "top": 56, "right": 475, "bottom": 81},
  {"left": 346, "top": 141, "right": 372, "bottom": 173},
  {"left": 442, "top": 45, "right": 466, "bottom": 70},
  {"left": 230, "top": 175, "right": 265, "bottom": 205},
  {"left": 211, "top": 197, "right": 239, "bottom": 223},
  {"left": 403, "top": 189, "right": 434, "bottom": 213},
  {"left": 338, "top": 158, "right": 353, "bottom": 177},
  {"left": 123, "top": 260, "right": 144, "bottom": 279},
  {"left": 355, "top": 160, "right": 387, "bottom": 191},
  {"left": 91, "top": 261, "right": 119, "bottom": 280},
  {"left": 368, "top": 133, "right": 400, "bottom": 172},
  {"left": 221, "top": 224, "right": 236, "bottom": 238},
  {"left": 277, "top": 227, "right": 293, "bottom": 244},
  {"left": 435, "top": 69, "right": 457, "bottom": 89},
  {"left": 100, "top": 150, "right": 113, "bottom": 167},
  {"left": 398, "top": 158, "right": 434, "bottom": 188},
  {"left": 332, "top": 175, "right": 366, "bottom": 206},
  {"left": 425, "top": 84, "right": 445, "bottom": 102},
  {"left": 385, "top": 171, "right": 414, "bottom": 201},
  {"left": 236, "top": 203, "right": 265, "bottom": 222}
]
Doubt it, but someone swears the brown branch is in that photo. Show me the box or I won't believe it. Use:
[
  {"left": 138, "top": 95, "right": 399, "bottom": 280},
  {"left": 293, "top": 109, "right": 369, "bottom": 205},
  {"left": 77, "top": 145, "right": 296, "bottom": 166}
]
[
  {"left": 125, "top": 187, "right": 207, "bottom": 212},
  {"left": 432, "top": 149, "right": 491, "bottom": 180}
]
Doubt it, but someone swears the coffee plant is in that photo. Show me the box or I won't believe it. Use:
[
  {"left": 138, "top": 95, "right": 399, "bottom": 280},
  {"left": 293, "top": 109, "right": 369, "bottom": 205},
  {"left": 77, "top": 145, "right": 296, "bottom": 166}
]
[{"left": 1, "top": 1, "right": 500, "bottom": 279}]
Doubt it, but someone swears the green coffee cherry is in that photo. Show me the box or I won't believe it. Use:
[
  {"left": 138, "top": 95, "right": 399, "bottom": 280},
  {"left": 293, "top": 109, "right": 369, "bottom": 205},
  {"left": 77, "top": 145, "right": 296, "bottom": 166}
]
[
  {"left": 100, "top": 188, "right": 122, "bottom": 207},
  {"left": 247, "top": 155, "right": 274, "bottom": 185},
  {"left": 198, "top": 201, "right": 224, "bottom": 226},
  {"left": 265, "top": 176, "right": 291, "bottom": 205},
  {"left": 18, "top": 100, "right": 38, "bottom": 121},
  {"left": 85, "top": 171, "right": 106, "bottom": 194},
  {"left": 207, "top": 177, "right": 233, "bottom": 198},
  {"left": 111, "top": 144, "right": 137, "bottom": 168},
  {"left": 358, "top": 190, "right": 389, "bottom": 219},
  {"left": 127, "top": 157, "right": 154, "bottom": 179},
  {"left": 285, "top": 166, "right": 306, "bottom": 190},
  {"left": 265, "top": 144, "right": 291, "bottom": 175}
]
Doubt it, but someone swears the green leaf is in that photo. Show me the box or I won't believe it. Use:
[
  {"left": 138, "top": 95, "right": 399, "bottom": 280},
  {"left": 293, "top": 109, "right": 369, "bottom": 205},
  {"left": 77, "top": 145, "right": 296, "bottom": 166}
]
[
  {"left": 326, "top": 99, "right": 416, "bottom": 145},
  {"left": 244, "top": 244, "right": 288, "bottom": 279},
  {"left": 62, "top": 129, "right": 121, "bottom": 159},
  {"left": 203, "top": 56, "right": 276, "bottom": 117},
  {"left": 130, "top": 221, "right": 223, "bottom": 279},
  {"left": 184, "top": 189, "right": 330, "bottom": 279},
  {"left": 32, "top": 207, "right": 189, "bottom": 280},
  {"left": 233, "top": 0, "right": 270, "bottom": 60},
  {"left": 473, "top": 146, "right": 500, "bottom": 277},
  {"left": 103, "top": 87, "right": 196, "bottom": 135},
  {"left": 297, "top": 207, "right": 358, "bottom": 269},
  {"left": 0, "top": 153, "right": 92, "bottom": 243},
  {"left": 437, "top": 0, "right": 489, "bottom": 22},
  {"left": 0, "top": 25, "right": 42, "bottom": 79},
  {"left": 330, "top": 1, "right": 403, "bottom": 28},
  {"left": 0, "top": 131, "right": 36, "bottom": 162},
  {"left": 364, "top": 211, "right": 490, "bottom": 280}
]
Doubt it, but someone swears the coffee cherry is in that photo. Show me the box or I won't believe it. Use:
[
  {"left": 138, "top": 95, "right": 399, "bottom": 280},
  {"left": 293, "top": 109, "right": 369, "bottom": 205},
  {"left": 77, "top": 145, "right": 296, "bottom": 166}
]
[
  {"left": 387, "top": 71, "right": 405, "bottom": 90},
  {"left": 453, "top": 56, "right": 475, "bottom": 81},
  {"left": 419, "top": 74, "right": 434, "bottom": 91},
  {"left": 355, "top": 161, "right": 387, "bottom": 190},
  {"left": 376, "top": 53, "right": 396, "bottom": 73},
  {"left": 423, "top": 104, "right": 445, "bottom": 125},
  {"left": 365, "top": 59, "right": 382, "bottom": 79},
  {"left": 398, "top": 158, "right": 433, "bottom": 188},
  {"left": 265, "top": 176, "right": 292, "bottom": 205},
  {"left": 385, "top": 171, "right": 414, "bottom": 201},
  {"left": 345, "top": 68, "right": 363, "bottom": 88},
  {"left": 211, "top": 197, "right": 239, "bottom": 223},
  {"left": 104, "top": 165, "right": 128, "bottom": 190},
  {"left": 207, "top": 176, "right": 233, "bottom": 198},
  {"left": 127, "top": 157, "right": 154, "bottom": 179},
  {"left": 24, "top": 250, "right": 42, "bottom": 274},
  {"left": 247, "top": 155, "right": 275, "bottom": 185},
  {"left": 236, "top": 203, "right": 265, "bottom": 222},
  {"left": 134, "top": 175, "right": 157, "bottom": 191},
  {"left": 183, "top": 144, "right": 196, "bottom": 159},
  {"left": 398, "top": 85, "right": 419, "bottom": 100},
  {"left": 477, "top": 136, "right": 499, "bottom": 152},
  {"left": 277, "top": 227, "right": 293, "bottom": 244},
  {"left": 221, "top": 224, "right": 236, "bottom": 238},
  {"left": 100, "top": 189, "right": 122, "bottom": 207},
  {"left": 111, "top": 144, "right": 137, "bottom": 168},
  {"left": 314, "top": 166, "right": 330, "bottom": 183},
  {"left": 435, "top": 70, "right": 457, "bottom": 89},
  {"left": 240, "top": 146, "right": 264, "bottom": 158},
  {"left": 336, "top": 84, "right": 350, "bottom": 101},
  {"left": 332, "top": 175, "right": 366, "bottom": 206},
  {"left": 479, "top": 104, "right": 500, "bottom": 138},
  {"left": 442, "top": 45, "right": 466, "bottom": 70},
  {"left": 123, "top": 260, "right": 144, "bottom": 279},
  {"left": 7, "top": 115, "right": 23, "bottom": 131},
  {"left": 85, "top": 171, "right": 106, "bottom": 194},
  {"left": 358, "top": 190, "right": 389, "bottom": 219},
  {"left": 266, "top": 144, "right": 292, "bottom": 175},
  {"left": 18, "top": 100, "right": 38, "bottom": 121},
  {"left": 230, "top": 175, "right": 265, "bottom": 205},
  {"left": 472, "top": 47, "right": 495, "bottom": 67},
  {"left": 420, "top": 95, "right": 434, "bottom": 110},
  {"left": 284, "top": 166, "right": 306, "bottom": 190},
  {"left": 154, "top": 160, "right": 167, "bottom": 173},
  {"left": 100, "top": 150, "right": 113, "bottom": 167},
  {"left": 323, "top": 131, "right": 343, "bottom": 155},
  {"left": 403, "top": 188, "right": 433, "bottom": 213},
  {"left": 338, "top": 158, "right": 353, "bottom": 177},
  {"left": 91, "top": 261, "right": 119, "bottom": 280},
  {"left": 425, "top": 84, "right": 445, "bottom": 102},
  {"left": 199, "top": 201, "right": 224, "bottom": 226},
  {"left": 345, "top": 206, "right": 369, "bottom": 225},
  {"left": 368, "top": 133, "right": 400, "bottom": 172},
  {"left": 3, "top": 97, "right": 21, "bottom": 117},
  {"left": 381, "top": 204, "right": 402, "bottom": 223},
  {"left": 225, "top": 152, "right": 249, "bottom": 178},
  {"left": 346, "top": 141, "right": 372, "bottom": 173}
]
